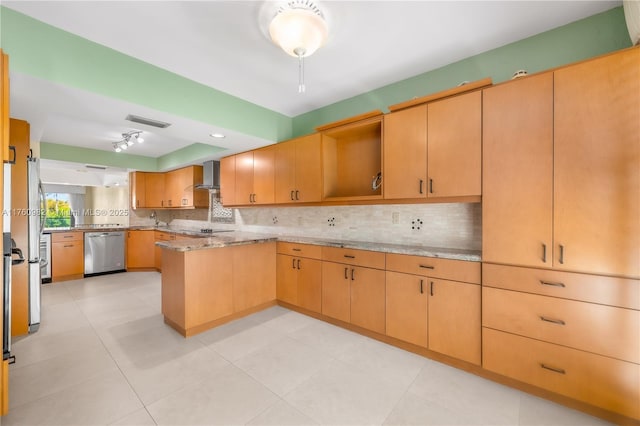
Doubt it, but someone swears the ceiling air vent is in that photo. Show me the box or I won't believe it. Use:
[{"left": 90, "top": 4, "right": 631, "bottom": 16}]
[
  {"left": 85, "top": 164, "right": 107, "bottom": 170},
  {"left": 125, "top": 114, "right": 171, "bottom": 129}
]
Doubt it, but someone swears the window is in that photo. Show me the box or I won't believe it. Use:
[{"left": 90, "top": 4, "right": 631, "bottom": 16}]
[{"left": 44, "top": 193, "right": 71, "bottom": 228}]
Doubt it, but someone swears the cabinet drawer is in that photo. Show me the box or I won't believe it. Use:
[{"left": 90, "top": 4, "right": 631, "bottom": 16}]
[
  {"left": 483, "top": 328, "right": 640, "bottom": 420},
  {"left": 322, "top": 246, "right": 385, "bottom": 269},
  {"left": 386, "top": 253, "right": 480, "bottom": 283},
  {"left": 52, "top": 231, "right": 83, "bottom": 243},
  {"left": 483, "top": 287, "right": 640, "bottom": 364},
  {"left": 483, "top": 263, "right": 640, "bottom": 310},
  {"left": 277, "top": 242, "right": 322, "bottom": 259},
  {"left": 155, "top": 231, "right": 176, "bottom": 241}
]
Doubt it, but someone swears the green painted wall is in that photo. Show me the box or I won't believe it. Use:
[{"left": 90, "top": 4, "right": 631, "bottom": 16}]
[
  {"left": 292, "top": 7, "right": 632, "bottom": 137},
  {"left": 157, "top": 143, "right": 226, "bottom": 171},
  {"left": 41, "top": 142, "right": 158, "bottom": 171},
  {"left": 0, "top": 6, "right": 292, "bottom": 143}
]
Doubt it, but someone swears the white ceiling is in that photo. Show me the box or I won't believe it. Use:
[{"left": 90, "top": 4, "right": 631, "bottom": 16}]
[{"left": 2, "top": 0, "right": 622, "bottom": 182}]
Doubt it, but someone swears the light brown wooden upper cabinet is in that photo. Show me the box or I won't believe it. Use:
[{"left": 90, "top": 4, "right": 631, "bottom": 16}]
[
  {"left": 220, "top": 155, "right": 236, "bottom": 206},
  {"left": 482, "top": 72, "right": 554, "bottom": 268},
  {"left": 130, "top": 171, "right": 164, "bottom": 209},
  {"left": 274, "top": 133, "right": 322, "bottom": 203},
  {"left": 383, "top": 91, "right": 481, "bottom": 200},
  {"left": 383, "top": 105, "right": 427, "bottom": 199},
  {"left": 553, "top": 48, "right": 638, "bottom": 278},
  {"left": 483, "top": 47, "right": 639, "bottom": 278},
  {"left": 165, "top": 166, "right": 208, "bottom": 208},
  {"left": 234, "top": 145, "right": 275, "bottom": 206},
  {"left": 320, "top": 114, "right": 383, "bottom": 201}
]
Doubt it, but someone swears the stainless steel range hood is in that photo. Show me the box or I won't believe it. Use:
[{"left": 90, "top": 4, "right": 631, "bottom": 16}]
[{"left": 195, "top": 160, "right": 220, "bottom": 190}]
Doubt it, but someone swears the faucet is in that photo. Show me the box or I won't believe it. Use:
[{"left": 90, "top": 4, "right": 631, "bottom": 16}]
[{"left": 150, "top": 210, "right": 159, "bottom": 227}]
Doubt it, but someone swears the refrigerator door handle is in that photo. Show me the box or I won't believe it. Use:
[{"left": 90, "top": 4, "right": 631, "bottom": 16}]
[{"left": 39, "top": 181, "right": 46, "bottom": 234}]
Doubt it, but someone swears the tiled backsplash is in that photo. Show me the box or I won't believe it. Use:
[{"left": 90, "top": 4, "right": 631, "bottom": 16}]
[{"left": 131, "top": 192, "right": 481, "bottom": 250}]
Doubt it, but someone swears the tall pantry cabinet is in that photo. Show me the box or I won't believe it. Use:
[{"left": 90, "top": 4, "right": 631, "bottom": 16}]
[{"left": 482, "top": 47, "right": 640, "bottom": 420}]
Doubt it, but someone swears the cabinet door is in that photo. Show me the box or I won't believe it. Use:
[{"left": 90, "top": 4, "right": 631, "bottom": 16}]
[
  {"left": 126, "top": 230, "right": 155, "bottom": 269},
  {"left": 350, "top": 266, "right": 385, "bottom": 334},
  {"left": 275, "top": 139, "right": 297, "bottom": 203},
  {"left": 295, "top": 133, "right": 323, "bottom": 203},
  {"left": 482, "top": 73, "right": 553, "bottom": 267},
  {"left": 52, "top": 241, "right": 84, "bottom": 278},
  {"left": 235, "top": 151, "right": 254, "bottom": 205},
  {"left": 297, "top": 258, "right": 322, "bottom": 313},
  {"left": 385, "top": 271, "right": 427, "bottom": 347},
  {"left": 220, "top": 155, "right": 236, "bottom": 206},
  {"left": 383, "top": 105, "right": 427, "bottom": 199},
  {"left": 428, "top": 279, "right": 481, "bottom": 365},
  {"left": 233, "top": 242, "right": 276, "bottom": 311},
  {"left": 253, "top": 145, "right": 275, "bottom": 205},
  {"left": 276, "top": 254, "right": 298, "bottom": 305},
  {"left": 130, "top": 172, "right": 146, "bottom": 209},
  {"left": 145, "top": 172, "right": 166, "bottom": 208},
  {"left": 554, "top": 49, "right": 639, "bottom": 278},
  {"left": 427, "top": 91, "right": 481, "bottom": 197},
  {"left": 321, "top": 261, "right": 350, "bottom": 323},
  {"left": 164, "top": 170, "right": 180, "bottom": 207}
]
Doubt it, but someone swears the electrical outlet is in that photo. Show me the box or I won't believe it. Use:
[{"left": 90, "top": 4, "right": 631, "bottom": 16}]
[
  {"left": 272, "top": 216, "right": 278, "bottom": 224},
  {"left": 327, "top": 217, "right": 336, "bottom": 227},
  {"left": 411, "top": 218, "right": 423, "bottom": 230},
  {"left": 392, "top": 212, "right": 400, "bottom": 224}
]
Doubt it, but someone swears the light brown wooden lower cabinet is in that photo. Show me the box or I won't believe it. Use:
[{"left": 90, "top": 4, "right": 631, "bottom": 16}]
[
  {"left": 385, "top": 271, "right": 481, "bottom": 365},
  {"left": 483, "top": 327, "right": 640, "bottom": 420},
  {"left": 161, "top": 242, "right": 276, "bottom": 337},
  {"left": 52, "top": 232, "right": 84, "bottom": 281},
  {"left": 321, "top": 261, "right": 386, "bottom": 334},
  {"left": 126, "top": 230, "right": 155, "bottom": 270},
  {"left": 276, "top": 254, "right": 322, "bottom": 313}
]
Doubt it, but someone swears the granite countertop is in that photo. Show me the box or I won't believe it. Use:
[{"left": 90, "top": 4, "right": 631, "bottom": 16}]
[{"left": 156, "top": 231, "right": 481, "bottom": 262}]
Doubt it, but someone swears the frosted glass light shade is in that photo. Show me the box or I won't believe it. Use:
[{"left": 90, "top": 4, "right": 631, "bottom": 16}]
[
  {"left": 624, "top": 0, "right": 640, "bottom": 45},
  {"left": 269, "top": 6, "right": 328, "bottom": 57}
]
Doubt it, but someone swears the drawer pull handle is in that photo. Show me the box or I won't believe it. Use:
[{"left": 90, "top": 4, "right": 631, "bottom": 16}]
[
  {"left": 540, "top": 316, "right": 565, "bottom": 326},
  {"left": 351, "top": 268, "right": 355, "bottom": 281},
  {"left": 559, "top": 244, "right": 565, "bottom": 264},
  {"left": 419, "top": 264, "right": 434, "bottom": 270},
  {"left": 419, "top": 179, "right": 424, "bottom": 194},
  {"left": 430, "top": 281, "right": 434, "bottom": 296},
  {"left": 292, "top": 248, "right": 302, "bottom": 252},
  {"left": 297, "top": 259, "right": 301, "bottom": 270},
  {"left": 539, "top": 280, "right": 565, "bottom": 288},
  {"left": 63, "top": 244, "right": 74, "bottom": 248},
  {"left": 540, "top": 363, "right": 566, "bottom": 375},
  {"left": 541, "top": 243, "right": 547, "bottom": 263},
  {"left": 344, "top": 267, "right": 348, "bottom": 279},
  {"left": 344, "top": 255, "right": 356, "bottom": 259},
  {"left": 292, "top": 259, "right": 296, "bottom": 269},
  {"left": 290, "top": 190, "right": 295, "bottom": 201},
  {"left": 420, "top": 279, "right": 424, "bottom": 294}
]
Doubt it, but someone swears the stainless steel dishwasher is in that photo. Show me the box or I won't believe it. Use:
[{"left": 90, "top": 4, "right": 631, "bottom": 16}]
[{"left": 84, "top": 231, "right": 126, "bottom": 276}]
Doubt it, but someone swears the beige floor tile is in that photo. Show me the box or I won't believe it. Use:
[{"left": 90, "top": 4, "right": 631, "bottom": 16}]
[
  {"left": 209, "top": 323, "right": 287, "bottom": 362},
  {"left": 75, "top": 292, "right": 159, "bottom": 330},
  {"left": 235, "top": 336, "right": 333, "bottom": 396},
  {"left": 519, "top": 394, "right": 613, "bottom": 425},
  {"left": 408, "top": 360, "right": 521, "bottom": 425},
  {"left": 194, "top": 314, "right": 262, "bottom": 346},
  {"left": 9, "top": 346, "right": 118, "bottom": 409},
  {"left": 3, "top": 370, "right": 142, "bottom": 426},
  {"left": 10, "top": 325, "right": 105, "bottom": 367},
  {"left": 146, "top": 364, "right": 279, "bottom": 425},
  {"left": 288, "top": 320, "right": 366, "bottom": 358},
  {"left": 119, "top": 345, "right": 230, "bottom": 405},
  {"left": 261, "top": 310, "right": 320, "bottom": 335},
  {"left": 40, "top": 282, "right": 74, "bottom": 306},
  {"left": 35, "top": 300, "right": 91, "bottom": 337},
  {"left": 98, "top": 317, "right": 205, "bottom": 366},
  {"left": 247, "top": 399, "right": 318, "bottom": 425},
  {"left": 336, "top": 336, "right": 427, "bottom": 389},
  {"left": 110, "top": 408, "right": 157, "bottom": 426},
  {"left": 383, "top": 392, "right": 480, "bottom": 425},
  {"left": 284, "top": 359, "right": 407, "bottom": 425}
]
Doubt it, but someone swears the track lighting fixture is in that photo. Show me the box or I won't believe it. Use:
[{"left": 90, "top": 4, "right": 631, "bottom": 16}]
[{"left": 112, "top": 130, "right": 144, "bottom": 152}]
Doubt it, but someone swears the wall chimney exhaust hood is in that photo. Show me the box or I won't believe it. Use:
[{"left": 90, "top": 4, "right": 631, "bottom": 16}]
[{"left": 196, "top": 160, "right": 220, "bottom": 189}]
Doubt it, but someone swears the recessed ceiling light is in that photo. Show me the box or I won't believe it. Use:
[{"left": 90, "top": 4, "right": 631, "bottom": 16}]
[{"left": 209, "top": 133, "right": 225, "bottom": 138}]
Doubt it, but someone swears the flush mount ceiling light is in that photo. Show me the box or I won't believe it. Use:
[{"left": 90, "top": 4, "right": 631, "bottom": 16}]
[
  {"left": 113, "top": 130, "right": 144, "bottom": 153},
  {"left": 269, "top": 0, "right": 328, "bottom": 93}
]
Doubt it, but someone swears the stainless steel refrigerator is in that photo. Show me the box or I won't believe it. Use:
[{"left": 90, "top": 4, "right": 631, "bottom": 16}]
[{"left": 26, "top": 153, "right": 44, "bottom": 333}]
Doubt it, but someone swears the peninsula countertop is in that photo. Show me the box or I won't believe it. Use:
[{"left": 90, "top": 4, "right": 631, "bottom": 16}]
[{"left": 156, "top": 231, "right": 481, "bottom": 262}]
